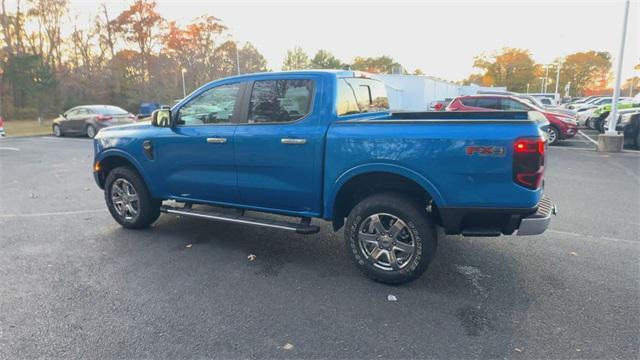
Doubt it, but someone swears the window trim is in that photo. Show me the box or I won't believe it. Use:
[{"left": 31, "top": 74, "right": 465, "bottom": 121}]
[
  {"left": 239, "top": 78, "right": 316, "bottom": 126},
  {"left": 174, "top": 82, "right": 247, "bottom": 128}
]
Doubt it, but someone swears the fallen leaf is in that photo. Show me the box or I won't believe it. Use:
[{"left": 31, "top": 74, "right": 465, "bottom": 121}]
[
  {"left": 387, "top": 294, "right": 397, "bottom": 301},
  {"left": 569, "top": 252, "right": 578, "bottom": 256},
  {"left": 185, "top": 244, "right": 192, "bottom": 248},
  {"left": 283, "top": 343, "right": 294, "bottom": 350},
  {"left": 515, "top": 348, "right": 523, "bottom": 352},
  {"left": 247, "top": 254, "right": 257, "bottom": 261}
]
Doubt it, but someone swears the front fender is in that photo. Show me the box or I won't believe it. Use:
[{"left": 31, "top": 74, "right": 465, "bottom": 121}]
[
  {"left": 94, "top": 148, "right": 158, "bottom": 195},
  {"left": 323, "top": 162, "right": 445, "bottom": 219}
]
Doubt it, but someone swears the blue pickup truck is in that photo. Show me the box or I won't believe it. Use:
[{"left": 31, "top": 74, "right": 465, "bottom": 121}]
[{"left": 93, "top": 70, "right": 555, "bottom": 284}]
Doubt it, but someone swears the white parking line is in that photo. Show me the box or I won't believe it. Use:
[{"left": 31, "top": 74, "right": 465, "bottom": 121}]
[
  {"left": 39, "top": 136, "right": 92, "bottom": 142},
  {"left": 0, "top": 209, "right": 105, "bottom": 218},
  {"left": 578, "top": 130, "right": 599, "bottom": 145},
  {"left": 0, "top": 147, "right": 19, "bottom": 151}
]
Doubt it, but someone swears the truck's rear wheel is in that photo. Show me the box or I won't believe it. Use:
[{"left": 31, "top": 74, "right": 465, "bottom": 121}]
[
  {"left": 345, "top": 192, "right": 437, "bottom": 284},
  {"left": 105, "top": 166, "right": 161, "bottom": 229}
]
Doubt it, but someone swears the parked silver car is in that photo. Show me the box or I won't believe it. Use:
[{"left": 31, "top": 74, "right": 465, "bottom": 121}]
[{"left": 52, "top": 105, "right": 136, "bottom": 138}]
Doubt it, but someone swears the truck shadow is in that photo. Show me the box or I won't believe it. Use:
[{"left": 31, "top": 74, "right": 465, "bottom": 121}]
[{"left": 101, "top": 210, "right": 536, "bottom": 358}]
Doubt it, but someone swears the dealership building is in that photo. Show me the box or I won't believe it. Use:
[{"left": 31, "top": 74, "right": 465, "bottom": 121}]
[{"left": 373, "top": 74, "right": 506, "bottom": 111}]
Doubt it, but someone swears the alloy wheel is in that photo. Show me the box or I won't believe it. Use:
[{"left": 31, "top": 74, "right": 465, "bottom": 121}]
[
  {"left": 110, "top": 178, "right": 140, "bottom": 221},
  {"left": 357, "top": 213, "right": 416, "bottom": 271}
]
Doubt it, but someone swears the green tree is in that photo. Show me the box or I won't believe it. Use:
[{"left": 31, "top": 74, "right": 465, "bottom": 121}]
[
  {"left": 239, "top": 42, "right": 268, "bottom": 73},
  {"left": 282, "top": 46, "right": 310, "bottom": 70},
  {"left": 310, "top": 49, "right": 342, "bottom": 69},
  {"left": 351, "top": 55, "right": 400, "bottom": 74}
]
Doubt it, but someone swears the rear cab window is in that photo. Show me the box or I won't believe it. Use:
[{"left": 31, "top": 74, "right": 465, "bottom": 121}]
[{"left": 336, "top": 78, "right": 389, "bottom": 116}]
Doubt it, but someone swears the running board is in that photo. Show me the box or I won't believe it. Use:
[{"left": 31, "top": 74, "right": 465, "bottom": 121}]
[{"left": 160, "top": 206, "right": 320, "bottom": 234}]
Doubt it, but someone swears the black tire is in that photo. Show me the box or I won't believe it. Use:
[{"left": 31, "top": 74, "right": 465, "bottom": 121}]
[
  {"left": 86, "top": 124, "right": 97, "bottom": 138},
  {"left": 635, "top": 131, "right": 640, "bottom": 150},
  {"left": 53, "top": 124, "right": 63, "bottom": 137},
  {"left": 546, "top": 126, "right": 560, "bottom": 145},
  {"left": 585, "top": 119, "right": 592, "bottom": 129},
  {"left": 345, "top": 192, "right": 437, "bottom": 285},
  {"left": 105, "top": 166, "right": 161, "bottom": 229}
]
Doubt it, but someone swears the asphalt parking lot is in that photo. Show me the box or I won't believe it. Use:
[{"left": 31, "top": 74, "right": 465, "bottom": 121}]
[{"left": 1, "top": 136, "right": 639, "bottom": 359}]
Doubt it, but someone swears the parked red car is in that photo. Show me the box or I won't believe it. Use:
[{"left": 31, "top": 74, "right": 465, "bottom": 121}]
[{"left": 446, "top": 95, "right": 578, "bottom": 144}]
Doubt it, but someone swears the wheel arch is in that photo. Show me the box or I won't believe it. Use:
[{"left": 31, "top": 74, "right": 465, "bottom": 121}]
[
  {"left": 326, "top": 164, "right": 444, "bottom": 231},
  {"left": 95, "top": 150, "right": 152, "bottom": 193}
]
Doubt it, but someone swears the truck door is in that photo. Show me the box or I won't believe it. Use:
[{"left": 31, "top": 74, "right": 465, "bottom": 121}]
[
  {"left": 153, "top": 82, "right": 244, "bottom": 204},
  {"left": 234, "top": 77, "right": 324, "bottom": 215}
]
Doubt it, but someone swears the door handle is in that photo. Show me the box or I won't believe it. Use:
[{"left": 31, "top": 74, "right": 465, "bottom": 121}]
[
  {"left": 281, "top": 138, "right": 307, "bottom": 145},
  {"left": 206, "top": 137, "right": 227, "bottom": 144}
]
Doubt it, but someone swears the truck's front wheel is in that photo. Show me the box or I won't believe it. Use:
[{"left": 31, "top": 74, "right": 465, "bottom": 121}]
[
  {"left": 105, "top": 166, "right": 161, "bottom": 229},
  {"left": 345, "top": 192, "right": 437, "bottom": 284}
]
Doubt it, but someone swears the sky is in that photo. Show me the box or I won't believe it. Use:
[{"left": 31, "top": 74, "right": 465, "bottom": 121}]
[{"left": 20, "top": 0, "right": 640, "bottom": 82}]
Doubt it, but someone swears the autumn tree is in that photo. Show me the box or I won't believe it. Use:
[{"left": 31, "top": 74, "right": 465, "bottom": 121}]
[
  {"left": 112, "top": 0, "right": 165, "bottom": 84},
  {"left": 310, "top": 50, "right": 342, "bottom": 69},
  {"left": 413, "top": 68, "right": 425, "bottom": 76},
  {"left": 560, "top": 51, "right": 611, "bottom": 96},
  {"left": 469, "top": 48, "right": 537, "bottom": 92},
  {"left": 282, "top": 46, "right": 309, "bottom": 70}
]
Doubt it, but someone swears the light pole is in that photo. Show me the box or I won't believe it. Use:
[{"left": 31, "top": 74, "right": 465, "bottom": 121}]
[
  {"left": 543, "top": 66, "right": 550, "bottom": 93},
  {"left": 605, "top": 0, "right": 630, "bottom": 136},
  {"left": 554, "top": 62, "right": 562, "bottom": 96},
  {"left": 181, "top": 68, "right": 187, "bottom": 98},
  {"left": 235, "top": 41, "right": 241, "bottom": 75},
  {"left": 526, "top": 83, "right": 530, "bottom": 94}
]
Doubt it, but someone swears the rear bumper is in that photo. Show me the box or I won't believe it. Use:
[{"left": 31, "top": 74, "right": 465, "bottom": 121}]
[
  {"left": 438, "top": 196, "right": 555, "bottom": 236},
  {"left": 517, "top": 196, "right": 556, "bottom": 235}
]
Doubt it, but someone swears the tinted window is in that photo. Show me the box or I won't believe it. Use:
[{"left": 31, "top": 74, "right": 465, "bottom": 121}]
[
  {"left": 344, "top": 78, "right": 389, "bottom": 114},
  {"left": 178, "top": 83, "right": 240, "bottom": 126},
  {"left": 597, "top": 98, "right": 612, "bottom": 105},
  {"left": 539, "top": 98, "right": 552, "bottom": 105},
  {"left": 500, "top": 98, "right": 529, "bottom": 111},
  {"left": 248, "top": 79, "right": 313, "bottom": 123},
  {"left": 475, "top": 98, "right": 499, "bottom": 109},
  {"left": 460, "top": 98, "right": 477, "bottom": 107},
  {"left": 336, "top": 79, "right": 360, "bottom": 116}
]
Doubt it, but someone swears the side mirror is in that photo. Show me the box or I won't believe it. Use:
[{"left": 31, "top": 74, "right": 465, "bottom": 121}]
[
  {"left": 61, "top": 113, "right": 67, "bottom": 118},
  {"left": 151, "top": 109, "right": 172, "bottom": 127}
]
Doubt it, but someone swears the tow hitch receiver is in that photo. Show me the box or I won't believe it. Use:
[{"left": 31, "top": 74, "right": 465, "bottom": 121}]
[{"left": 160, "top": 205, "right": 320, "bottom": 234}]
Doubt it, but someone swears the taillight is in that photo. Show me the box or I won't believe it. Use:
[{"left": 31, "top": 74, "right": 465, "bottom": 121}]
[
  {"left": 96, "top": 115, "right": 112, "bottom": 122},
  {"left": 513, "top": 137, "right": 545, "bottom": 190},
  {"left": 434, "top": 103, "right": 444, "bottom": 111}
]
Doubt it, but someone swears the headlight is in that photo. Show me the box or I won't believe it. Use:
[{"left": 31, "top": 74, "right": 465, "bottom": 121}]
[{"left": 557, "top": 116, "right": 577, "bottom": 124}]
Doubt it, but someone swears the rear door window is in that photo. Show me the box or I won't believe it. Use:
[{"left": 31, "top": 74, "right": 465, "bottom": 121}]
[
  {"left": 459, "top": 98, "right": 477, "bottom": 107},
  {"left": 248, "top": 79, "right": 314, "bottom": 123},
  {"left": 500, "top": 98, "right": 529, "bottom": 111},
  {"left": 475, "top": 98, "right": 500, "bottom": 110}
]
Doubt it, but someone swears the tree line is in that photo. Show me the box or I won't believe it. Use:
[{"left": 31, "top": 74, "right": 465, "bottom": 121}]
[
  {"left": 464, "top": 47, "right": 638, "bottom": 97},
  {"left": 0, "top": 0, "right": 270, "bottom": 119},
  {"left": 0, "top": 0, "right": 416, "bottom": 120},
  {"left": 1, "top": 1, "right": 636, "bottom": 120}
]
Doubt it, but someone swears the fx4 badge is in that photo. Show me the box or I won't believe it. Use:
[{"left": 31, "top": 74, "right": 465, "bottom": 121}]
[{"left": 465, "top": 146, "right": 506, "bottom": 157}]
